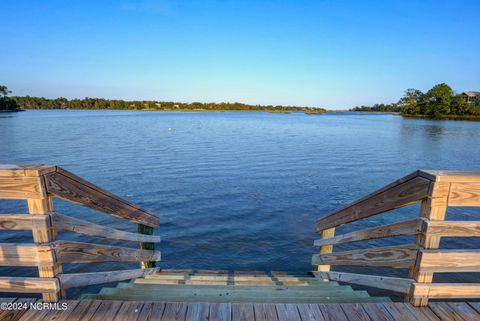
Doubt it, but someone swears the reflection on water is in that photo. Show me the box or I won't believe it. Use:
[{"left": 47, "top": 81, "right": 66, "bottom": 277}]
[{"left": 0, "top": 110, "right": 479, "bottom": 297}]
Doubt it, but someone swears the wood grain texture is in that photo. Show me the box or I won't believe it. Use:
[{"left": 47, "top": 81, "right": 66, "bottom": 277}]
[
  {"left": 53, "top": 241, "right": 161, "bottom": 264},
  {"left": 318, "top": 304, "right": 349, "bottom": 321},
  {"left": 428, "top": 302, "right": 470, "bottom": 321},
  {"left": 403, "top": 303, "right": 440, "bottom": 321},
  {"left": 114, "top": 301, "right": 144, "bottom": 321},
  {"left": 27, "top": 193, "right": 64, "bottom": 302},
  {"left": 361, "top": 303, "right": 393, "bottom": 321},
  {"left": 340, "top": 304, "right": 372, "bottom": 321},
  {"left": 409, "top": 185, "right": 448, "bottom": 306},
  {"left": 232, "top": 303, "right": 254, "bottom": 321},
  {"left": 161, "top": 302, "right": 188, "bottom": 321},
  {"left": 44, "top": 170, "right": 159, "bottom": 228},
  {"left": 0, "top": 214, "right": 49, "bottom": 230},
  {"left": 469, "top": 302, "right": 480, "bottom": 314},
  {"left": 413, "top": 283, "right": 480, "bottom": 299},
  {"left": 314, "top": 219, "right": 421, "bottom": 247},
  {"left": 51, "top": 213, "right": 160, "bottom": 243},
  {"left": 0, "top": 243, "right": 40, "bottom": 266},
  {"left": 424, "top": 220, "right": 480, "bottom": 237},
  {"left": 0, "top": 277, "right": 59, "bottom": 293},
  {"left": 419, "top": 250, "right": 480, "bottom": 272},
  {"left": 296, "top": 304, "right": 326, "bottom": 321},
  {"left": 312, "top": 271, "right": 413, "bottom": 294},
  {"left": 449, "top": 183, "right": 480, "bottom": 206},
  {"left": 0, "top": 300, "right": 478, "bottom": 321},
  {"left": 0, "top": 176, "right": 44, "bottom": 199},
  {"left": 382, "top": 303, "right": 417, "bottom": 321},
  {"left": 254, "top": 304, "right": 279, "bottom": 321},
  {"left": 419, "top": 170, "right": 480, "bottom": 183},
  {"left": 139, "top": 303, "right": 166, "bottom": 321},
  {"left": 185, "top": 303, "right": 210, "bottom": 321},
  {"left": 316, "top": 175, "right": 430, "bottom": 231},
  {"left": 446, "top": 302, "right": 480, "bottom": 321},
  {"left": 58, "top": 268, "right": 158, "bottom": 289},
  {"left": 42, "top": 300, "right": 81, "bottom": 321},
  {"left": 0, "top": 164, "right": 56, "bottom": 177},
  {"left": 275, "top": 304, "right": 301, "bottom": 321},
  {"left": 209, "top": 303, "right": 231, "bottom": 321},
  {"left": 312, "top": 244, "right": 418, "bottom": 268},
  {"left": 89, "top": 300, "right": 123, "bottom": 321}
]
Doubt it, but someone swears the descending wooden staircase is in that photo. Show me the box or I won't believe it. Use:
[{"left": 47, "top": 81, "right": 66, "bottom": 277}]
[
  {"left": 80, "top": 270, "right": 391, "bottom": 304},
  {"left": 3, "top": 165, "right": 480, "bottom": 310}
]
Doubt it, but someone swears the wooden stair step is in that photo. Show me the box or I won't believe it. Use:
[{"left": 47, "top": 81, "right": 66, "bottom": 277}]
[
  {"left": 81, "top": 269, "right": 393, "bottom": 304},
  {"left": 160, "top": 269, "right": 194, "bottom": 274},
  {"left": 234, "top": 271, "right": 268, "bottom": 275},
  {"left": 144, "top": 274, "right": 187, "bottom": 280},
  {"left": 118, "top": 281, "right": 342, "bottom": 288},
  {"left": 234, "top": 276, "right": 272, "bottom": 281},
  {"left": 138, "top": 279, "right": 182, "bottom": 285},
  {"left": 98, "top": 286, "right": 369, "bottom": 298},
  {"left": 185, "top": 280, "right": 229, "bottom": 285},
  {"left": 114, "top": 283, "right": 347, "bottom": 293},
  {"left": 189, "top": 274, "right": 228, "bottom": 281},
  {"left": 105, "top": 285, "right": 357, "bottom": 298},
  {"left": 90, "top": 290, "right": 389, "bottom": 304},
  {"left": 233, "top": 280, "right": 277, "bottom": 286}
]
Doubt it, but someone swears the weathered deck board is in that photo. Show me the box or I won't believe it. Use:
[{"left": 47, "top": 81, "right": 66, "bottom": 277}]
[
  {"left": 254, "top": 303, "right": 279, "bottom": 321},
  {"left": 340, "top": 303, "right": 372, "bottom": 321},
  {"left": 362, "top": 303, "right": 393, "bottom": 321},
  {"left": 0, "top": 298, "right": 477, "bottom": 320}
]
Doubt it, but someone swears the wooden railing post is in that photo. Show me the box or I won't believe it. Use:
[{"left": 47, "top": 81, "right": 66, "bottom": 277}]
[
  {"left": 138, "top": 224, "right": 156, "bottom": 268},
  {"left": 408, "top": 180, "right": 449, "bottom": 306},
  {"left": 27, "top": 173, "right": 64, "bottom": 302},
  {"left": 317, "top": 228, "right": 335, "bottom": 273}
]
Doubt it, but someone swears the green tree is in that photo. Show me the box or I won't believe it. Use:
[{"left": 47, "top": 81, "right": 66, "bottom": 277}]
[
  {"left": 469, "top": 98, "right": 480, "bottom": 115},
  {"left": 399, "top": 88, "right": 423, "bottom": 115},
  {"left": 425, "top": 83, "right": 453, "bottom": 117},
  {"left": 0, "top": 85, "right": 20, "bottom": 111},
  {"left": 0, "top": 85, "right": 11, "bottom": 97},
  {"left": 450, "top": 94, "right": 468, "bottom": 115}
]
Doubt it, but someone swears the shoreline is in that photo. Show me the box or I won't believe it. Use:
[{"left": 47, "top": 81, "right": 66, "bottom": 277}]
[
  {"left": 19, "top": 108, "right": 326, "bottom": 115},
  {"left": 9, "top": 109, "right": 480, "bottom": 120},
  {"left": 0, "top": 109, "right": 25, "bottom": 113},
  {"left": 402, "top": 114, "right": 480, "bottom": 121}
]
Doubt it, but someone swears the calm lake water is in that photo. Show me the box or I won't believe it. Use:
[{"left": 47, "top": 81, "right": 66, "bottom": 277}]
[{"left": 1, "top": 110, "right": 479, "bottom": 297}]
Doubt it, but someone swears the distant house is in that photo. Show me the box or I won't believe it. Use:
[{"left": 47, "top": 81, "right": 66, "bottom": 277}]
[{"left": 462, "top": 91, "right": 480, "bottom": 103}]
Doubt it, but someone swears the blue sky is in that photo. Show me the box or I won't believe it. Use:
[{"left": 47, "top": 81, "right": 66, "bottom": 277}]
[{"left": 1, "top": 0, "right": 479, "bottom": 109}]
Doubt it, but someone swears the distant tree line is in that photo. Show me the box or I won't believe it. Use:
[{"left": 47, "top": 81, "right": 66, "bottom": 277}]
[
  {"left": 0, "top": 85, "right": 21, "bottom": 111},
  {"left": 11, "top": 95, "right": 325, "bottom": 114},
  {"left": 351, "top": 103, "right": 401, "bottom": 113},
  {"left": 350, "top": 83, "right": 480, "bottom": 119}
]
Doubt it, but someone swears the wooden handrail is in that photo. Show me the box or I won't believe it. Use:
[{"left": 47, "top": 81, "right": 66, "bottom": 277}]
[
  {"left": 58, "top": 268, "right": 158, "bottom": 289},
  {"left": 44, "top": 167, "right": 159, "bottom": 228},
  {"left": 313, "top": 170, "right": 480, "bottom": 306},
  {"left": 313, "top": 219, "right": 422, "bottom": 247},
  {"left": 312, "top": 244, "right": 419, "bottom": 268},
  {"left": 51, "top": 212, "right": 161, "bottom": 243},
  {"left": 316, "top": 171, "right": 431, "bottom": 231},
  {"left": 0, "top": 164, "right": 161, "bottom": 301}
]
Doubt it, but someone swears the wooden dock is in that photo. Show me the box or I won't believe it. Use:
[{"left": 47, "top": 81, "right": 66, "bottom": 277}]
[
  {"left": 1, "top": 297, "right": 480, "bottom": 321},
  {"left": 2, "top": 165, "right": 480, "bottom": 320}
]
